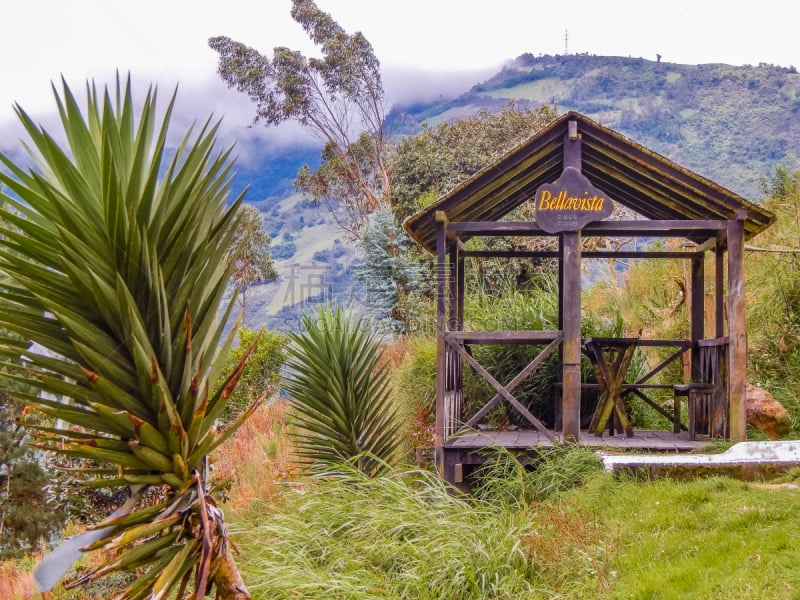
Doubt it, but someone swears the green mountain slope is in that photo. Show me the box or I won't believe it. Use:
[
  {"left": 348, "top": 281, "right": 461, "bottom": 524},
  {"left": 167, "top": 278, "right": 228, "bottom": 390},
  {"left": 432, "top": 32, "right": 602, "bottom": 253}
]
[{"left": 398, "top": 54, "right": 800, "bottom": 199}]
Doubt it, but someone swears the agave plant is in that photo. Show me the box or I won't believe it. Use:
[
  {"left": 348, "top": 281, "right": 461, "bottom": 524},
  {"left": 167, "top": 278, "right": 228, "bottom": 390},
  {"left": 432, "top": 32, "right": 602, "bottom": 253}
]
[
  {"left": 0, "top": 76, "right": 255, "bottom": 599},
  {"left": 282, "top": 305, "right": 402, "bottom": 476}
]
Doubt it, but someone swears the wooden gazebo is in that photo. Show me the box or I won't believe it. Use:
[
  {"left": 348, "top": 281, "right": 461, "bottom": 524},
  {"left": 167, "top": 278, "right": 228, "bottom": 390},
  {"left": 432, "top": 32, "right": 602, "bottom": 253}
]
[{"left": 403, "top": 111, "right": 775, "bottom": 486}]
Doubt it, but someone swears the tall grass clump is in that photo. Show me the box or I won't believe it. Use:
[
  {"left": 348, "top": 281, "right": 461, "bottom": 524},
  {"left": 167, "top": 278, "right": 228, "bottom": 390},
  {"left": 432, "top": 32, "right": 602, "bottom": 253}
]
[
  {"left": 233, "top": 462, "right": 604, "bottom": 599},
  {"left": 747, "top": 169, "right": 800, "bottom": 431},
  {"left": 473, "top": 446, "right": 604, "bottom": 510},
  {"left": 213, "top": 399, "right": 293, "bottom": 511},
  {"left": 390, "top": 335, "right": 437, "bottom": 451}
]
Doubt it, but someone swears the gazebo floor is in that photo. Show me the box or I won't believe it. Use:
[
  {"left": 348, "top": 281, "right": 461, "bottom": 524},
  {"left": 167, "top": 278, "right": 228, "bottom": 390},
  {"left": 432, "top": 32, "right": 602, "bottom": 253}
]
[{"left": 444, "top": 428, "right": 710, "bottom": 452}]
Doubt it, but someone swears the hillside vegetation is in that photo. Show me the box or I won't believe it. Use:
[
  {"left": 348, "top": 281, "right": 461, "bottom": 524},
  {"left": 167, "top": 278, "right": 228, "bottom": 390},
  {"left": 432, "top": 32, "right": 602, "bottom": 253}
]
[{"left": 394, "top": 54, "right": 800, "bottom": 199}]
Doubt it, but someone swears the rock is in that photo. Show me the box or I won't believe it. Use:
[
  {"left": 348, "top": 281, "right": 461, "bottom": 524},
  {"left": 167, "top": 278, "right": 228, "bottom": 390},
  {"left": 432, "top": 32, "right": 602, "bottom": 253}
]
[{"left": 746, "top": 384, "right": 791, "bottom": 439}]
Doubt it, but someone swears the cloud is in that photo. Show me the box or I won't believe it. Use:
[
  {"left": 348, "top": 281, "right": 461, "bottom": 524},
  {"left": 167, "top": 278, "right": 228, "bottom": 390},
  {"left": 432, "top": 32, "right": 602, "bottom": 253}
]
[
  {"left": 0, "top": 63, "right": 494, "bottom": 176},
  {"left": 0, "top": 74, "right": 322, "bottom": 172},
  {"left": 383, "top": 65, "right": 495, "bottom": 107}
]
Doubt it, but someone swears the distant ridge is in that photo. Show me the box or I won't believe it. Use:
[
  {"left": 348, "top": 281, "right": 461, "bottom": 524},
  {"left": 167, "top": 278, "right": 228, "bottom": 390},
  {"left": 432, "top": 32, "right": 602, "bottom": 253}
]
[{"left": 390, "top": 54, "right": 800, "bottom": 200}]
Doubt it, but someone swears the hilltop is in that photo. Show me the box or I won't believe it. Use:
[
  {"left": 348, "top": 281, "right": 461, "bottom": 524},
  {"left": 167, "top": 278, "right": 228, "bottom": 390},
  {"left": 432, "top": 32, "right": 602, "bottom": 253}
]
[{"left": 395, "top": 53, "right": 800, "bottom": 198}]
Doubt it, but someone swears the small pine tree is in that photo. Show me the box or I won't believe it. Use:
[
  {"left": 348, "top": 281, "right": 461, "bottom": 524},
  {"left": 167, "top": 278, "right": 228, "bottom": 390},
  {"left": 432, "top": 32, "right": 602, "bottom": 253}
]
[
  {"left": 0, "top": 393, "right": 63, "bottom": 559},
  {"left": 0, "top": 191, "right": 63, "bottom": 558},
  {"left": 353, "top": 207, "right": 432, "bottom": 335}
]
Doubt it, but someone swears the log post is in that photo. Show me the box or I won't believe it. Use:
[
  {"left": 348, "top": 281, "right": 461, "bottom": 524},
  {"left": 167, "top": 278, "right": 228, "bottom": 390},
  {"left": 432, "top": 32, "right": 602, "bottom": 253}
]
[
  {"left": 727, "top": 214, "right": 747, "bottom": 441},
  {"left": 560, "top": 121, "right": 582, "bottom": 442},
  {"left": 561, "top": 231, "right": 582, "bottom": 442},
  {"left": 690, "top": 254, "right": 705, "bottom": 382},
  {"left": 434, "top": 211, "right": 448, "bottom": 470},
  {"left": 715, "top": 233, "right": 725, "bottom": 338}
]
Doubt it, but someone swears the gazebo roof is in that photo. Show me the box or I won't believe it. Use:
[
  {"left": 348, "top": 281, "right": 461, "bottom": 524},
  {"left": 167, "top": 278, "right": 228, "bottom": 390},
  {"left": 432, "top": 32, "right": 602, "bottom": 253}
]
[{"left": 403, "top": 111, "right": 775, "bottom": 253}]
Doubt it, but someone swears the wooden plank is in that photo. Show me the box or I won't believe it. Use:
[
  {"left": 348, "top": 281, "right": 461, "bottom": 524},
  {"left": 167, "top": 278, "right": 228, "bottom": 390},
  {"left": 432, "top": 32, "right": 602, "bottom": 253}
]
[
  {"left": 581, "top": 337, "right": 691, "bottom": 348},
  {"left": 628, "top": 388, "right": 687, "bottom": 431},
  {"left": 564, "top": 125, "right": 582, "bottom": 169},
  {"left": 448, "top": 242, "right": 458, "bottom": 331},
  {"left": 456, "top": 254, "right": 465, "bottom": 331},
  {"left": 462, "top": 250, "right": 701, "bottom": 260},
  {"left": 556, "top": 383, "right": 677, "bottom": 390},
  {"left": 447, "top": 221, "right": 546, "bottom": 235},
  {"left": 623, "top": 346, "right": 689, "bottom": 388},
  {"left": 446, "top": 219, "right": 727, "bottom": 237},
  {"left": 715, "top": 236, "right": 725, "bottom": 337},
  {"left": 691, "top": 255, "right": 705, "bottom": 386},
  {"left": 434, "top": 218, "right": 447, "bottom": 463},
  {"left": 443, "top": 330, "right": 563, "bottom": 344},
  {"left": 444, "top": 428, "right": 709, "bottom": 451},
  {"left": 697, "top": 337, "right": 730, "bottom": 347}
]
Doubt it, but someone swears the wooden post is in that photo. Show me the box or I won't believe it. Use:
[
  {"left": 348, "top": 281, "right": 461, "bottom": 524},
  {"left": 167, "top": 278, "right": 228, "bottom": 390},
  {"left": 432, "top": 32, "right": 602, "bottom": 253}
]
[
  {"left": 450, "top": 240, "right": 463, "bottom": 430},
  {"left": 456, "top": 253, "right": 465, "bottom": 331},
  {"left": 715, "top": 234, "right": 725, "bottom": 337},
  {"left": 690, "top": 255, "right": 704, "bottom": 382},
  {"left": 448, "top": 242, "right": 458, "bottom": 331},
  {"left": 561, "top": 231, "right": 582, "bottom": 442},
  {"left": 727, "top": 215, "right": 747, "bottom": 441},
  {"left": 434, "top": 212, "right": 448, "bottom": 470},
  {"left": 561, "top": 121, "right": 583, "bottom": 443}
]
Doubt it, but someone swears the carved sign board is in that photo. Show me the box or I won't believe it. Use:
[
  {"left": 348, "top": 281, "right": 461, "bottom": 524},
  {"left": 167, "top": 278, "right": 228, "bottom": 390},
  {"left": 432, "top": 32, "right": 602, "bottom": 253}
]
[{"left": 534, "top": 167, "right": 614, "bottom": 233}]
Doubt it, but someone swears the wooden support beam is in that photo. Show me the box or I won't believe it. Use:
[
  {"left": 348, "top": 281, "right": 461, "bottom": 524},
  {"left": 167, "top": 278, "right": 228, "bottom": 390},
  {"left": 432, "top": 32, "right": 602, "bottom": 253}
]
[
  {"left": 444, "top": 330, "right": 562, "bottom": 344},
  {"left": 561, "top": 231, "right": 582, "bottom": 442},
  {"left": 462, "top": 250, "right": 702, "bottom": 260},
  {"left": 727, "top": 217, "right": 747, "bottom": 441},
  {"left": 456, "top": 254, "right": 465, "bottom": 333},
  {"left": 448, "top": 242, "right": 458, "bottom": 331},
  {"left": 434, "top": 217, "right": 447, "bottom": 468},
  {"left": 691, "top": 255, "right": 705, "bottom": 383},
  {"left": 447, "top": 219, "right": 727, "bottom": 236},
  {"left": 715, "top": 235, "right": 725, "bottom": 338}
]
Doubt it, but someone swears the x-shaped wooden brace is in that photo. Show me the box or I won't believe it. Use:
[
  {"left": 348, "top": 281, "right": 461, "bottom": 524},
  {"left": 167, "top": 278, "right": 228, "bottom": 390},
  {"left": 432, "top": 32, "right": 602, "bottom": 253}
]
[
  {"left": 446, "top": 337, "right": 561, "bottom": 443},
  {"left": 585, "top": 340, "right": 635, "bottom": 437},
  {"left": 621, "top": 345, "right": 691, "bottom": 430}
]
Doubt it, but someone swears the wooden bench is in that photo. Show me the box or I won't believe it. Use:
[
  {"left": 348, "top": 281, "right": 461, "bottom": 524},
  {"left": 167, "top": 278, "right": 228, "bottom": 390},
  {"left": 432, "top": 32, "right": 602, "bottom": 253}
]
[{"left": 673, "top": 383, "right": 715, "bottom": 440}]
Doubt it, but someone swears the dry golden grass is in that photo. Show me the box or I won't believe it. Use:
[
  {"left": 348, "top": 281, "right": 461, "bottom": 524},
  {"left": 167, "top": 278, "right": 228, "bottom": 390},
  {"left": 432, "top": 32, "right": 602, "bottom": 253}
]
[
  {"left": 519, "top": 501, "right": 611, "bottom": 592},
  {"left": 378, "top": 336, "right": 414, "bottom": 370},
  {"left": 0, "top": 559, "right": 39, "bottom": 600},
  {"left": 213, "top": 398, "right": 295, "bottom": 512}
]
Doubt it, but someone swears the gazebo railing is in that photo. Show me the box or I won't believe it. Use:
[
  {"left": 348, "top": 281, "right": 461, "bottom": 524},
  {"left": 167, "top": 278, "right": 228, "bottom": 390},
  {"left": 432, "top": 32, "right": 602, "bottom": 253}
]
[
  {"left": 439, "top": 330, "right": 563, "bottom": 444},
  {"left": 696, "top": 337, "right": 730, "bottom": 437}
]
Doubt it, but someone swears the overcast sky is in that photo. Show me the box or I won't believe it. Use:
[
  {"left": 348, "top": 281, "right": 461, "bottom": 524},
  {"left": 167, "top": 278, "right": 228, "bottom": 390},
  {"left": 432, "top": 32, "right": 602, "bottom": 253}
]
[{"left": 2, "top": 0, "right": 798, "bottom": 145}]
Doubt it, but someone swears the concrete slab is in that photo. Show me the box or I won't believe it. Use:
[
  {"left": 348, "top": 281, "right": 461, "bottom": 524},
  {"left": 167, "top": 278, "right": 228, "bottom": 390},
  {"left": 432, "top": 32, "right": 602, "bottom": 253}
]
[{"left": 597, "top": 440, "right": 800, "bottom": 480}]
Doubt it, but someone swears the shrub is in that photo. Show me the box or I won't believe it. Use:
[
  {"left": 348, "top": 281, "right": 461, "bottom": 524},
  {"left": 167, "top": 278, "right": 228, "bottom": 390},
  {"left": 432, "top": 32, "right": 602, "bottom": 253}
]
[
  {"left": 214, "top": 325, "right": 287, "bottom": 422},
  {"left": 282, "top": 305, "right": 403, "bottom": 475}
]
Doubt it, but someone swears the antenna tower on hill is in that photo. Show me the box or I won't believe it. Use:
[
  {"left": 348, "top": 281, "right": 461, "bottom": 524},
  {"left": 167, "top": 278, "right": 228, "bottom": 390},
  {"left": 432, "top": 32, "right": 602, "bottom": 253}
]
[{"left": 564, "top": 29, "right": 569, "bottom": 55}]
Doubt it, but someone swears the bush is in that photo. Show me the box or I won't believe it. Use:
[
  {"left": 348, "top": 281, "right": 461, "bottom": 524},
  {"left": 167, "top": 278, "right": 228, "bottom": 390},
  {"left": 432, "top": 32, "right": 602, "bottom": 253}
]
[
  {"left": 214, "top": 325, "right": 287, "bottom": 422},
  {"left": 282, "top": 305, "right": 403, "bottom": 476}
]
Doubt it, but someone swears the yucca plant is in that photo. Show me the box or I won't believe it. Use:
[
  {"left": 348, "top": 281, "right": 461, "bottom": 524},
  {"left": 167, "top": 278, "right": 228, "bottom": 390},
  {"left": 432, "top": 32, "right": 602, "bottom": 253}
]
[
  {"left": 282, "top": 305, "right": 402, "bottom": 476},
  {"left": 0, "top": 76, "right": 256, "bottom": 599}
]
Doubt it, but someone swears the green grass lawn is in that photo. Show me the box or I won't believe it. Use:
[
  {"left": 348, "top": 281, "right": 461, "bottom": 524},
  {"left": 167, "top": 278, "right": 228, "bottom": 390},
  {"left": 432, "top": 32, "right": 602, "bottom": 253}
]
[
  {"left": 229, "top": 454, "right": 800, "bottom": 599},
  {"left": 575, "top": 474, "right": 800, "bottom": 599}
]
